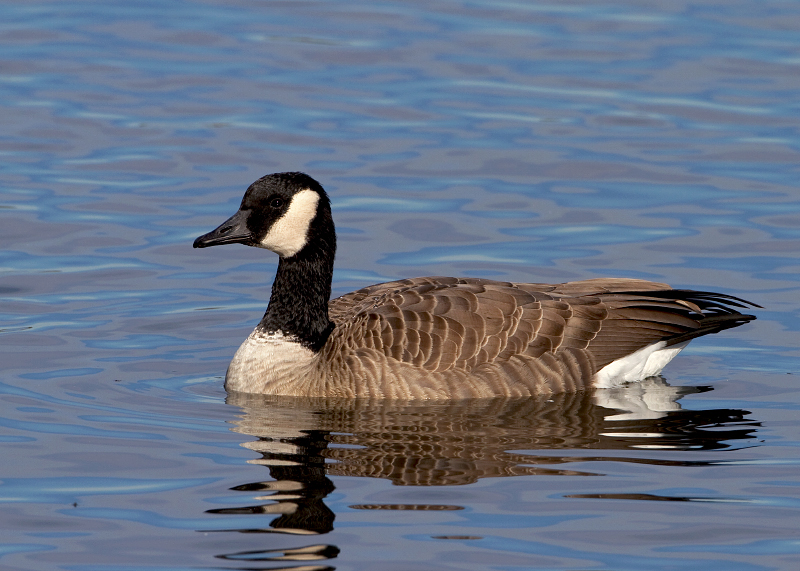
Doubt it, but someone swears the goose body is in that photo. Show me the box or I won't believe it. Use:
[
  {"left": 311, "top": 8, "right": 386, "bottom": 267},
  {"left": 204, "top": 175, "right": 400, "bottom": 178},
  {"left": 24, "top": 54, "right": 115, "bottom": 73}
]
[{"left": 194, "top": 172, "right": 757, "bottom": 399}]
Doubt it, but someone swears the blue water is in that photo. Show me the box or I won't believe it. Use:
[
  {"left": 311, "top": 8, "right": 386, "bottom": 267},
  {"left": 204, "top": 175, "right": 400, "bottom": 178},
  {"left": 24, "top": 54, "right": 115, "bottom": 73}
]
[{"left": 2, "top": 0, "right": 800, "bottom": 569}]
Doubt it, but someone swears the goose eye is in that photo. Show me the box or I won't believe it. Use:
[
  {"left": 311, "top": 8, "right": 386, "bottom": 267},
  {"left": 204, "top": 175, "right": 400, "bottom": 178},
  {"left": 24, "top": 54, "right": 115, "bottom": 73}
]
[{"left": 270, "top": 197, "right": 284, "bottom": 209}]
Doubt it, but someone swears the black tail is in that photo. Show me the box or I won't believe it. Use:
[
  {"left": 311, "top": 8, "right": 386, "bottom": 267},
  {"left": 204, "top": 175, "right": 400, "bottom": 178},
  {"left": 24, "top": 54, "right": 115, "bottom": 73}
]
[{"left": 617, "top": 288, "right": 759, "bottom": 347}]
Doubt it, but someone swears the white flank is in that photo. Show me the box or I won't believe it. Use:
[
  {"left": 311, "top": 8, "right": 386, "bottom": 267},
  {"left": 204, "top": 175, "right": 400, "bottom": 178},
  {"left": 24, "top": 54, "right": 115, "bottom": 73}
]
[
  {"left": 226, "top": 330, "right": 316, "bottom": 394},
  {"left": 259, "top": 188, "right": 320, "bottom": 257},
  {"left": 593, "top": 341, "right": 689, "bottom": 388}
]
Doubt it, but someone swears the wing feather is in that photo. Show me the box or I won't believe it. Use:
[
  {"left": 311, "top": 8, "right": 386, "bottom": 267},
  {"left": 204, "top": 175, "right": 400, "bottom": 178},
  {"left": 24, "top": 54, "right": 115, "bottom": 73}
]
[{"left": 328, "top": 276, "right": 756, "bottom": 375}]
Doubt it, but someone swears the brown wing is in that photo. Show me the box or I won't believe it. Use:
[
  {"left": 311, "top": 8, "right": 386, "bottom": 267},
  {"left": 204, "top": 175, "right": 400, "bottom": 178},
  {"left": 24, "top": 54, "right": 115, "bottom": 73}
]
[{"left": 329, "top": 276, "right": 756, "bottom": 374}]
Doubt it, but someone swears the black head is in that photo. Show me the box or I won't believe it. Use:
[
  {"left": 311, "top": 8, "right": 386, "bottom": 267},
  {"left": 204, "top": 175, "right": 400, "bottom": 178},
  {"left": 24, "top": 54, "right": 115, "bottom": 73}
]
[{"left": 193, "top": 172, "right": 333, "bottom": 259}]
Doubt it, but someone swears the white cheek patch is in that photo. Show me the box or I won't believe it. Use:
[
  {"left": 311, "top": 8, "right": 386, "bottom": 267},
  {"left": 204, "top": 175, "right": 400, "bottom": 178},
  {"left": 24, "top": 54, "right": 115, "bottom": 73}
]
[{"left": 259, "top": 188, "right": 320, "bottom": 257}]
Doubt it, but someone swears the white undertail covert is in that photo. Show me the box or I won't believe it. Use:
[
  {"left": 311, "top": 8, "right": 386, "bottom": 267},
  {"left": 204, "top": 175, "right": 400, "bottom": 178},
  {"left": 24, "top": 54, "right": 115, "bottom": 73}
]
[{"left": 593, "top": 341, "right": 689, "bottom": 388}]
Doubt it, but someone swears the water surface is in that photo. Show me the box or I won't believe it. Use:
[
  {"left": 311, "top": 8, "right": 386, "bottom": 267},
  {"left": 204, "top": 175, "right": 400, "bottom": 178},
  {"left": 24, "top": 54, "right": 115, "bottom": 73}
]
[{"left": 2, "top": 1, "right": 800, "bottom": 569}]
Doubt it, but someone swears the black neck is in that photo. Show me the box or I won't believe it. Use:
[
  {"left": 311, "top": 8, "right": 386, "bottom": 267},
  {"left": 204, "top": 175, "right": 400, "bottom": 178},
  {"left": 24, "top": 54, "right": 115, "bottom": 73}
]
[{"left": 257, "top": 228, "right": 336, "bottom": 352}]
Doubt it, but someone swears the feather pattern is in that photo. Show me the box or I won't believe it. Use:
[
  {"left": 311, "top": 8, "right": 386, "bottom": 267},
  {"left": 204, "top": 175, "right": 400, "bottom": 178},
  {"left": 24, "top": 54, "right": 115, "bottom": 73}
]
[{"left": 310, "top": 276, "right": 756, "bottom": 398}]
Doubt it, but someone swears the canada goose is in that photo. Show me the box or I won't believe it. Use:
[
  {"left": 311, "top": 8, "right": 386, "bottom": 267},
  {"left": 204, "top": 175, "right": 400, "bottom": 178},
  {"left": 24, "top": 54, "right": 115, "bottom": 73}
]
[{"left": 194, "top": 172, "right": 757, "bottom": 399}]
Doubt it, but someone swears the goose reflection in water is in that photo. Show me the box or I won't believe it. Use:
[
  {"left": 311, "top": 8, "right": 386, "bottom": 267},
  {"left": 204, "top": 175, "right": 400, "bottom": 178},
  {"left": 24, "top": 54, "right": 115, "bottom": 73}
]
[{"left": 206, "top": 378, "right": 759, "bottom": 565}]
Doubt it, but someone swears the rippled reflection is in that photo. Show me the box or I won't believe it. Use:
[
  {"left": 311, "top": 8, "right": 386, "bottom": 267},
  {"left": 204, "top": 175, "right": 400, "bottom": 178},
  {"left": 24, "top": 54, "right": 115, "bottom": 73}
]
[{"left": 207, "top": 378, "right": 759, "bottom": 561}]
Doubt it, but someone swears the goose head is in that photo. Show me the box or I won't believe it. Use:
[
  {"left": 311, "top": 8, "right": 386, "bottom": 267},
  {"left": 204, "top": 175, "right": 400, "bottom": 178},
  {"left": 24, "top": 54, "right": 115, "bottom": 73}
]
[{"left": 193, "top": 171, "right": 335, "bottom": 259}]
